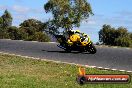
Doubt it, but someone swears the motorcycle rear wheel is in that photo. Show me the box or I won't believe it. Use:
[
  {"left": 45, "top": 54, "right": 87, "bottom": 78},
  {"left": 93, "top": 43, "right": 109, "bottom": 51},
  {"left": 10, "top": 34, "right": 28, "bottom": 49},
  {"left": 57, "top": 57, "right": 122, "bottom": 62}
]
[{"left": 64, "top": 48, "right": 71, "bottom": 53}]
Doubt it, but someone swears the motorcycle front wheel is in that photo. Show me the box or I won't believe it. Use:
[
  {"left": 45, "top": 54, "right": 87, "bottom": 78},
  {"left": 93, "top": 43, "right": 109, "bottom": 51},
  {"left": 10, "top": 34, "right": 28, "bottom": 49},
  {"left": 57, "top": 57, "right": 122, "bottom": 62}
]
[{"left": 87, "top": 43, "right": 97, "bottom": 54}]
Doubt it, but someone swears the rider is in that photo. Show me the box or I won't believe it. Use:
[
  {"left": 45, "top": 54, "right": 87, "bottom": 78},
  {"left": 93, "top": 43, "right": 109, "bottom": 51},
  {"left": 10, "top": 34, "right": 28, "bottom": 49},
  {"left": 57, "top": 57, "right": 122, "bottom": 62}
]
[{"left": 63, "top": 29, "right": 81, "bottom": 45}]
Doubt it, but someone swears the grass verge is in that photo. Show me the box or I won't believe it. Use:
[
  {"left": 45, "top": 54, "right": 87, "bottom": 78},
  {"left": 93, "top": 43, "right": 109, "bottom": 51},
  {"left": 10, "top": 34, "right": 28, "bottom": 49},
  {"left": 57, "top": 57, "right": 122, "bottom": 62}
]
[{"left": 0, "top": 53, "right": 131, "bottom": 88}]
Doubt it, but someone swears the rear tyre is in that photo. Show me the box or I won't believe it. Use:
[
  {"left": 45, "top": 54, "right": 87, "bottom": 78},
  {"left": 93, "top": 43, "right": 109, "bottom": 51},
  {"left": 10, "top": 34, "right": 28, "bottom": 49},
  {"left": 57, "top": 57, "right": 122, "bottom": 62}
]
[
  {"left": 64, "top": 45, "right": 72, "bottom": 53},
  {"left": 64, "top": 48, "right": 71, "bottom": 53}
]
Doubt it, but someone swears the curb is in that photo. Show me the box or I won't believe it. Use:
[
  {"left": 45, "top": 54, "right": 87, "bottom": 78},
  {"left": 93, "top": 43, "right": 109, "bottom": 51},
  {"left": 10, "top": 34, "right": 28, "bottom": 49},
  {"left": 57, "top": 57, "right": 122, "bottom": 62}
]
[{"left": 0, "top": 51, "right": 132, "bottom": 73}]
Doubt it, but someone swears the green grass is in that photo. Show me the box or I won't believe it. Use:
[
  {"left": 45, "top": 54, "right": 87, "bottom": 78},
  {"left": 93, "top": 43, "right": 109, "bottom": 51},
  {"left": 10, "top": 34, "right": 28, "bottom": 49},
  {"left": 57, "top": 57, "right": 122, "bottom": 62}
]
[{"left": 0, "top": 54, "right": 131, "bottom": 88}]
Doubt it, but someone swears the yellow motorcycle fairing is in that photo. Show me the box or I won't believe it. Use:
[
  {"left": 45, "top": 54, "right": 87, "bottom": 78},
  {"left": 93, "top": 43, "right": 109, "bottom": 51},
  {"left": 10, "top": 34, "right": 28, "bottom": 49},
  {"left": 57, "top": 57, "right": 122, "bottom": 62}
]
[
  {"left": 69, "top": 33, "right": 91, "bottom": 46},
  {"left": 67, "top": 39, "right": 73, "bottom": 45},
  {"left": 80, "top": 36, "right": 91, "bottom": 46},
  {"left": 70, "top": 34, "right": 80, "bottom": 42}
]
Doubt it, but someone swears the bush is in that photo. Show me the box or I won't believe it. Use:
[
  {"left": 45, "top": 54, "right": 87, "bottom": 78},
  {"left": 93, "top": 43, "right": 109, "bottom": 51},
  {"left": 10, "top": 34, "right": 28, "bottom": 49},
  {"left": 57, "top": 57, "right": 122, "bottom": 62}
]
[
  {"left": 6, "top": 26, "right": 22, "bottom": 40},
  {"left": 99, "top": 24, "right": 132, "bottom": 47},
  {"left": 115, "top": 36, "right": 132, "bottom": 47},
  {"left": 33, "top": 32, "right": 50, "bottom": 42},
  {"left": 0, "top": 28, "right": 10, "bottom": 39},
  {"left": 19, "top": 19, "right": 51, "bottom": 42}
]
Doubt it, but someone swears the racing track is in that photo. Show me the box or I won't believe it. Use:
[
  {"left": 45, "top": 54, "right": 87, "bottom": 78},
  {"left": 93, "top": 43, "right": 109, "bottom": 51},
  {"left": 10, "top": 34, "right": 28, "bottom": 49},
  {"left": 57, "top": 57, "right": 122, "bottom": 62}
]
[{"left": 0, "top": 39, "right": 132, "bottom": 71}]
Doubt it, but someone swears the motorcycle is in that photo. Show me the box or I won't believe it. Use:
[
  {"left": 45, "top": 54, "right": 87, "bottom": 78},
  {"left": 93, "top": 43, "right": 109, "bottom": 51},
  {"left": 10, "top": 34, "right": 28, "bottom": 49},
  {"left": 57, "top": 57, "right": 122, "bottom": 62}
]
[{"left": 54, "top": 30, "right": 97, "bottom": 54}]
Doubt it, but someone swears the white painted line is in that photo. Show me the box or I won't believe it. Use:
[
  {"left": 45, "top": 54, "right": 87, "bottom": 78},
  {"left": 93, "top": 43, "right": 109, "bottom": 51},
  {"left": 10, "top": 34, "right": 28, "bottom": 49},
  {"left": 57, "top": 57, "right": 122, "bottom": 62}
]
[
  {"left": 19, "top": 40, "right": 24, "bottom": 41},
  {"left": 30, "top": 57, "right": 38, "bottom": 59},
  {"left": 111, "top": 69, "right": 117, "bottom": 71},
  {"left": 98, "top": 67, "right": 103, "bottom": 69},
  {"left": 127, "top": 71, "right": 132, "bottom": 73},
  {"left": 104, "top": 68, "right": 110, "bottom": 70},
  {"left": 48, "top": 42, "right": 57, "bottom": 43},
  {"left": 67, "top": 63, "right": 77, "bottom": 65},
  {"left": 32, "top": 41, "right": 38, "bottom": 42},
  {"left": 126, "top": 48, "right": 130, "bottom": 50},
  {"left": 3, "top": 39, "right": 11, "bottom": 40},
  {"left": 16, "top": 55, "right": 22, "bottom": 57},
  {"left": 77, "top": 64, "right": 84, "bottom": 67},
  {"left": 113, "top": 47, "right": 117, "bottom": 48},
  {"left": 89, "top": 66, "right": 96, "bottom": 68},
  {"left": 119, "top": 70, "right": 126, "bottom": 72},
  {"left": 85, "top": 65, "right": 89, "bottom": 67}
]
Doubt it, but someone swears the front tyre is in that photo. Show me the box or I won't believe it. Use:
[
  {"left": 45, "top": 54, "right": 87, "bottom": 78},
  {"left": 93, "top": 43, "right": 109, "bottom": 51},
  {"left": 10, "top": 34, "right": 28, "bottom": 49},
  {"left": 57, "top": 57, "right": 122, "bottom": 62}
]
[{"left": 87, "top": 43, "right": 97, "bottom": 54}]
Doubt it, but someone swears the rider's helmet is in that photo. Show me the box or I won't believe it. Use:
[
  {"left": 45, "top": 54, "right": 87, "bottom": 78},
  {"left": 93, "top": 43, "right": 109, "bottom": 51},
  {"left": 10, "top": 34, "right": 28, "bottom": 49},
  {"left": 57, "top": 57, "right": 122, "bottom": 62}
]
[
  {"left": 83, "top": 33, "right": 87, "bottom": 37},
  {"left": 68, "top": 30, "right": 75, "bottom": 35},
  {"left": 71, "top": 30, "right": 76, "bottom": 33},
  {"left": 75, "top": 30, "right": 80, "bottom": 33}
]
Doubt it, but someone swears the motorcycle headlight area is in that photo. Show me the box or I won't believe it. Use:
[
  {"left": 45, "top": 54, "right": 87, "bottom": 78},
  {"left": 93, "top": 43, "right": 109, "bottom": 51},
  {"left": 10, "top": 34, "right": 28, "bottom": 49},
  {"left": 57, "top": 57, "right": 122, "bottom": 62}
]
[{"left": 83, "top": 38, "right": 89, "bottom": 42}]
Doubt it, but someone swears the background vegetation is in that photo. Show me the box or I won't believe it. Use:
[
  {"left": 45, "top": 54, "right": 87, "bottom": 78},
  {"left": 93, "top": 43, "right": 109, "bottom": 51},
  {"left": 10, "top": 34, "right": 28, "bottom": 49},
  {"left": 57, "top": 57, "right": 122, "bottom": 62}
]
[
  {"left": 0, "top": 10, "right": 50, "bottom": 42},
  {"left": 99, "top": 24, "right": 132, "bottom": 47}
]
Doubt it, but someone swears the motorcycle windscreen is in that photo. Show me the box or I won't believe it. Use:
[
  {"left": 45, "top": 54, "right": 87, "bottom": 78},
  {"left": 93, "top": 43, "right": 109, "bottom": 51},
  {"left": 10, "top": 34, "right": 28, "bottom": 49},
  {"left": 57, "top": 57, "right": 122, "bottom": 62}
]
[{"left": 81, "top": 36, "right": 91, "bottom": 46}]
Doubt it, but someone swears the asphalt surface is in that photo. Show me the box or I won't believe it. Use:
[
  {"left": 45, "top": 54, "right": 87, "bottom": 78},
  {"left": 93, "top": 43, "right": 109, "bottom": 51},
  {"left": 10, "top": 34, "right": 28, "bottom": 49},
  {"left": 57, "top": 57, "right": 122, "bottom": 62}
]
[{"left": 0, "top": 39, "right": 132, "bottom": 71}]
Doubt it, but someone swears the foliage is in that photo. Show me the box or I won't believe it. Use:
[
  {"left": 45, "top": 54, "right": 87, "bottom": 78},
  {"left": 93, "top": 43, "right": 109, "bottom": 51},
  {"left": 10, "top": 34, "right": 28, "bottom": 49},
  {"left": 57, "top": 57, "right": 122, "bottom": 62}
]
[
  {"left": 0, "top": 17, "right": 4, "bottom": 38},
  {"left": 6, "top": 26, "right": 22, "bottom": 40},
  {"left": 99, "top": 24, "right": 116, "bottom": 45},
  {"left": 0, "top": 10, "right": 13, "bottom": 39},
  {"left": 0, "top": 10, "right": 50, "bottom": 42},
  {"left": 0, "top": 17, "right": 3, "bottom": 27},
  {"left": 1, "top": 9, "right": 12, "bottom": 28},
  {"left": 43, "top": 20, "right": 60, "bottom": 35},
  {"left": 99, "top": 24, "right": 132, "bottom": 47},
  {"left": 44, "top": 0, "right": 93, "bottom": 32},
  {"left": 19, "top": 19, "right": 50, "bottom": 42},
  {"left": 19, "top": 19, "right": 44, "bottom": 32},
  {"left": 33, "top": 32, "right": 50, "bottom": 42},
  {"left": 115, "top": 36, "right": 132, "bottom": 47},
  {"left": 130, "top": 33, "right": 132, "bottom": 39}
]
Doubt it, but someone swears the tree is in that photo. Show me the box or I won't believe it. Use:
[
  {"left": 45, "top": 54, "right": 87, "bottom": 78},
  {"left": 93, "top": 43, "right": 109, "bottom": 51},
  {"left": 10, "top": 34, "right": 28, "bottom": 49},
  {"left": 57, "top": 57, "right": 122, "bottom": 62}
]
[
  {"left": 0, "top": 10, "right": 12, "bottom": 39},
  {"left": 116, "top": 27, "right": 128, "bottom": 37},
  {"left": 115, "top": 36, "right": 132, "bottom": 47},
  {"left": 6, "top": 26, "right": 22, "bottom": 40},
  {"left": 99, "top": 24, "right": 132, "bottom": 47},
  {"left": 19, "top": 19, "right": 44, "bottom": 32},
  {"left": 0, "top": 17, "right": 4, "bottom": 38},
  {"left": 43, "top": 20, "right": 60, "bottom": 35},
  {"left": 99, "top": 24, "right": 116, "bottom": 45},
  {"left": 19, "top": 19, "right": 50, "bottom": 42},
  {"left": 32, "top": 32, "right": 50, "bottom": 42},
  {"left": 0, "top": 17, "right": 3, "bottom": 27},
  {"left": 19, "top": 19, "right": 44, "bottom": 39},
  {"left": 44, "top": 0, "right": 93, "bottom": 31},
  {"left": 1, "top": 9, "right": 12, "bottom": 28},
  {"left": 130, "top": 33, "right": 132, "bottom": 39}
]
